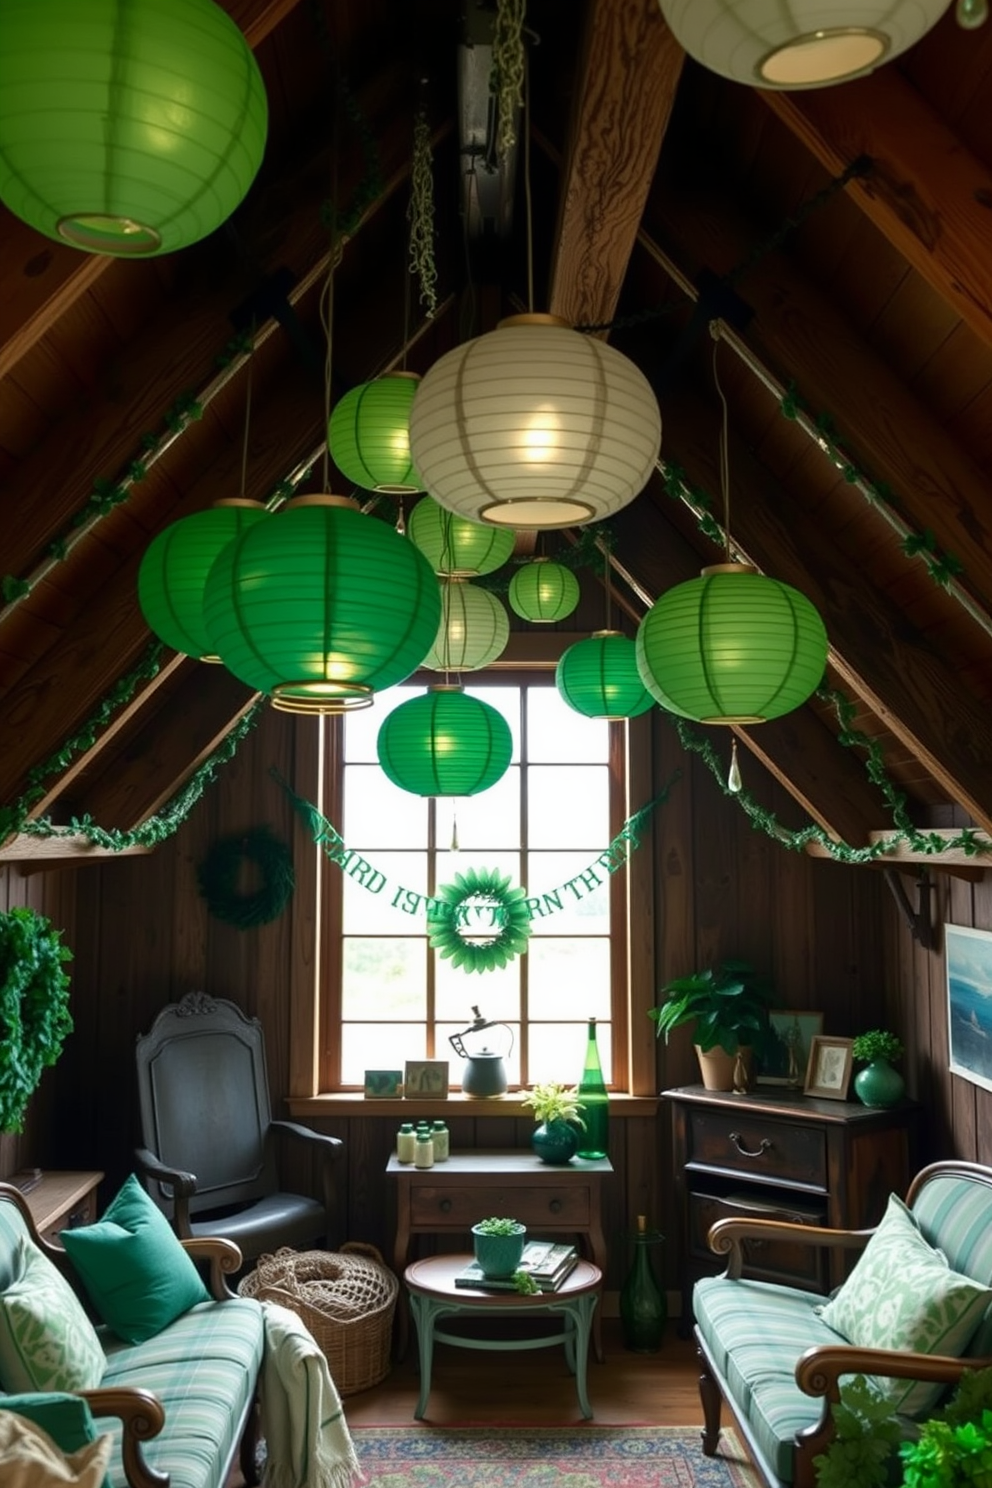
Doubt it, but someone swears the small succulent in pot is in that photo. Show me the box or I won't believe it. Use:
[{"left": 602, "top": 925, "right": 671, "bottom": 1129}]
[
  {"left": 471, "top": 1215, "right": 527, "bottom": 1277},
  {"left": 851, "top": 1029, "right": 904, "bottom": 1064},
  {"left": 473, "top": 1216, "right": 525, "bottom": 1237}
]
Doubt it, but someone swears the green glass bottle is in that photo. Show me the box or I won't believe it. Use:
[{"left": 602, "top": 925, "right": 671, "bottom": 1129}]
[
  {"left": 576, "top": 1016, "right": 609, "bottom": 1160},
  {"left": 620, "top": 1214, "right": 666, "bottom": 1352}
]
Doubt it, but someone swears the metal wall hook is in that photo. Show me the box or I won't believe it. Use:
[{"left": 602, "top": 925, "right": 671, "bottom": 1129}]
[{"left": 883, "top": 867, "right": 934, "bottom": 949}]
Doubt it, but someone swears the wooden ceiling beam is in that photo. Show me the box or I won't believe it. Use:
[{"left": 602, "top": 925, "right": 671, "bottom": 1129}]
[
  {"left": 762, "top": 68, "right": 992, "bottom": 355},
  {"left": 547, "top": 0, "right": 683, "bottom": 329},
  {"left": 806, "top": 830, "right": 991, "bottom": 872}
]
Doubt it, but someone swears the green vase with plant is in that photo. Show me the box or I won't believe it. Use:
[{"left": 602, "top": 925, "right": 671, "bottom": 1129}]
[
  {"left": 648, "top": 959, "right": 776, "bottom": 1091},
  {"left": 0, "top": 906, "right": 73, "bottom": 1134},
  {"left": 852, "top": 1029, "right": 906, "bottom": 1109},
  {"left": 521, "top": 1080, "right": 584, "bottom": 1165},
  {"left": 471, "top": 1216, "right": 527, "bottom": 1277}
]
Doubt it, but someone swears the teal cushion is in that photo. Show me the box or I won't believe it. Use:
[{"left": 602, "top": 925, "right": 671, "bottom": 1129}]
[
  {"left": 61, "top": 1175, "right": 210, "bottom": 1345},
  {"left": 0, "top": 1237, "right": 105, "bottom": 1392},
  {"left": 0, "top": 1393, "right": 111, "bottom": 1488}
]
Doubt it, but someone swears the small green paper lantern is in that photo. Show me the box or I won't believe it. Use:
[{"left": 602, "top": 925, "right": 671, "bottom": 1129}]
[
  {"left": 556, "top": 631, "right": 655, "bottom": 719},
  {"left": 635, "top": 563, "right": 828, "bottom": 724},
  {"left": 138, "top": 499, "right": 269, "bottom": 660},
  {"left": 508, "top": 558, "right": 580, "bottom": 622},
  {"left": 0, "top": 0, "right": 268, "bottom": 257},
  {"left": 203, "top": 495, "right": 441, "bottom": 712},
  {"left": 327, "top": 372, "right": 423, "bottom": 494},
  {"left": 425, "top": 580, "right": 510, "bottom": 672},
  {"left": 376, "top": 686, "right": 513, "bottom": 796},
  {"left": 408, "top": 496, "right": 516, "bottom": 576}
]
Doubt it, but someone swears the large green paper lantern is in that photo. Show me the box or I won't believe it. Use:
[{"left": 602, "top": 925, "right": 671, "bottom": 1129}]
[
  {"left": 408, "top": 497, "right": 515, "bottom": 576},
  {"left": 138, "top": 499, "right": 269, "bottom": 660},
  {"left": 0, "top": 0, "right": 268, "bottom": 257},
  {"left": 556, "top": 631, "right": 655, "bottom": 719},
  {"left": 203, "top": 495, "right": 441, "bottom": 712},
  {"left": 635, "top": 563, "right": 828, "bottom": 724},
  {"left": 425, "top": 579, "right": 510, "bottom": 672},
  {"left": 376, "top": 686, "right": 513, "bottom": 796},
  {"left": 508, "top": 558, "right": 580, "bottom": 622},
  {"left": 327, "top": 373, "right": 423, "bottom": 494}
]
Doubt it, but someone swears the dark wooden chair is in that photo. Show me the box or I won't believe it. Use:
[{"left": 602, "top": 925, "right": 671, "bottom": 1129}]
[{"left": 134, "top": 991, "right": 343, "bottom": 1265}]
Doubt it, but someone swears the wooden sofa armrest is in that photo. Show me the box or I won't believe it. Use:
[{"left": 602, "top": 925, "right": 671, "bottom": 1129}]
[
  {"left": 179, "top": 1235, "right": 245, "bottom": 1298},
  {"left": 79, "top": 1386, "right": 167, "bottom": 1488},
  {"left": 708, "top": 1215, "right": 875, "bottom": 1279}
]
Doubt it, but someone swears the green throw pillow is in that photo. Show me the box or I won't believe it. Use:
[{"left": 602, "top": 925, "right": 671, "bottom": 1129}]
[
  {"left": 0, "top": 1393, "right": 111, "bottom": 1488},
  {"left": 61, "top": 1174, "right": 210, "bottom": 1344},
  {"left": 818, "top": 1192, "right": 992, "bottom": 1416},
  {"left": 0, "top": 1237, "right": 105, "bottom": 1393}
]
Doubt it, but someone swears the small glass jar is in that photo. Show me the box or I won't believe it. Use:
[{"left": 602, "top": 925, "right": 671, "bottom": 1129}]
[
  {"left": 431, "top": 1119, "right": 449, "bottom": 1161},
  {"left": 414, "top": 1132, "right": 434, "bottom": 1168},
  {"left": 396, "top": 1122, "right": 416, "bottom": 1164}
]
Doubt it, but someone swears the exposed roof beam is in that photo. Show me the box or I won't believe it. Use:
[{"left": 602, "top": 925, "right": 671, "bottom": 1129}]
[
  {"left": 806, "top": 829, "right": 992, "bottom": 871},
  {"left": 0, "top": 836, "right": 151, "bottom": 863},
  {"left": 762, "top": 68, "right": 992, "bottom": 355}
]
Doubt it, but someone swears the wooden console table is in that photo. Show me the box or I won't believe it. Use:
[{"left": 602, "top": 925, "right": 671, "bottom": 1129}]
[
  {"left": 22, "top": 1170, "right": 103, "bottom": 1247},
  {"left": 386, "top": 1148, "right": 612, "bottom": 1359}
]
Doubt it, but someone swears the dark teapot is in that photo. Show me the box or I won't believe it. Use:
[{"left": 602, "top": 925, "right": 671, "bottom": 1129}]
[{"left": 449, "top": 1006, "right": 514, "bottom": 1098}]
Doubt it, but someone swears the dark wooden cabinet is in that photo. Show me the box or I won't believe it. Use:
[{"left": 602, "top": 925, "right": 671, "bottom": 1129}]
[{"left": 662, "top": 1085, "right": 920, "bottom": 1322}]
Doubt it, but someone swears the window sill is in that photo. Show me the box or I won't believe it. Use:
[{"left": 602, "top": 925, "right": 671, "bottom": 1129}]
[{"left": 287, "top": 1092, "right": 661, "bottom": 1119}]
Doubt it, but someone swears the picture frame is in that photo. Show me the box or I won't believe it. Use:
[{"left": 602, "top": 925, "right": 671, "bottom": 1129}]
[
  {"left": 363, "top": 1069, "right": 403, "bottom": 1099},
  {"left": 755, "top": 1010, "right": 825, "bottom": 1086},
  {"left": 803, "top": 1036, "right": 854, "bottom": 1100},
  {"left": 946, "top": 924, "right": 992, "bottom": 1096},
  {"left": 403, "top": 1059, "right": 449, "bottom": 1098}
]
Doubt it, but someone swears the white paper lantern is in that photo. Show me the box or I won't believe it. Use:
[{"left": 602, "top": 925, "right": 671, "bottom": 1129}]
[
  {"left": 408, "top": 314, "right": 661, "bottom": 530},
  {"left": 658, "top": 0, "right": 953, "bottom": 88},
  {"left": 424, "top": 579, "right": 510, "bottom": 672}
]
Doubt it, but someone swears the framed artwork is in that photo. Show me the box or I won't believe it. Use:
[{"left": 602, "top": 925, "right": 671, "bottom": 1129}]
[
  {"left": 755, "top": 1010, "right": 824, "bottom": 1086},
  {"left": 363, "top": 1069, "right": 403, "bottom": 1099},
  {"left": 946, "top": 924, "right": 992, "bottom": 1096},
  {"left": 404, "top": 1059, "right": 449, "bottom": 1098},
  {"left": 804, "top": 1036, "right": 854, "bottom": 1100}
]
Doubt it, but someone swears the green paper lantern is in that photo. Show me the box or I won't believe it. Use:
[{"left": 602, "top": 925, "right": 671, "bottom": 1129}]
[
  {"left": 376, "top": 686, "right": 512, "bottom": 796},
  {"left": 408, "top": 496, "right": 515, "bottom": 576},
  {"left": 0, "top": 0, "right": 268, "bottom": 257},
  {"left": 203, "top": 495, "right": 441, "bottom": 712},
  {"left": 327, "top": 372, "right": 423, "bottom": 494},
  {"left": 425, "top": 580, "right": 510, "bottom": 672},
  {"left": 556, "top": 631, "right": 655, "bottom": 719},
  {"left": 508, "top": 558, "right": 580, "bottom": 622},
  {"left": 635, "top": 563, "right": 828, "bottom": 724},
  {"left": 138, "top": 499, "right": 269, "bottom": 660}
]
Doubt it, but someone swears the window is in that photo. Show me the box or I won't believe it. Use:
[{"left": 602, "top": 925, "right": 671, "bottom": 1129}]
[{"left": 317, "top": 674, "right": 635, "bottom": 1092}]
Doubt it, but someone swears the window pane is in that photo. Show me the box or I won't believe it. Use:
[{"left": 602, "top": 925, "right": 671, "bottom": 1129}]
[
  {"left": 436, "top": 957, "right": 520, "bottom": 1022},
  {"left": 528, "top": 1021, "right": 613, "bottom": 1086},
  {"left": 343, "top": 852, "right": 427, "bottom": 932},
  {"left": 528, "top": 938, "right": 612, "bottom": 1019},
  {"left": 441, "top": 768, "right": 520, "bottom": 850},
  {"left": 341, "top": 938, "right": 426, "bottom": 1017},
  {"left": 345, "top": 764, "right": 427, "bottom": 847},
  {"left": 341, "top": 1024, "right": 425, "bottom": 1086},
  {"left": 345, "top": 685, "right": 423, "bottom": 762},
  {"left": 529, "top": 765, "right": 610, "bottom": 848},
  {"left": 525, "top": 851, "right": 611, "bottom": 933},
  {"left": 528, "top": 689, "right": 608, "bottom": 763},
  {"left": 434, "top": 849, "right": 521, "bottom": 886}
]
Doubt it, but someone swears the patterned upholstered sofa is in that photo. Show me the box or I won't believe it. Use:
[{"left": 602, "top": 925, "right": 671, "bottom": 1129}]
[
  {"left": 693, "top": 1160, "right": 992, "bottom": 1488},
  {"left": 0, "top": 1180, "right": 265, "bottom": 1488}
]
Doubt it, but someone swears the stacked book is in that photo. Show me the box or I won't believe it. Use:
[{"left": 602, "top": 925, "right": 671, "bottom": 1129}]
[{"left": 455, "top": 1241, "right": 579, "bottom": 1292}]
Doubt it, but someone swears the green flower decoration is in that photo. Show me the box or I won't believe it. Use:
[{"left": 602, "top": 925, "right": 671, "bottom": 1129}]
[{"left": 428, "top": 868, "right": 531, "bottom": 974}]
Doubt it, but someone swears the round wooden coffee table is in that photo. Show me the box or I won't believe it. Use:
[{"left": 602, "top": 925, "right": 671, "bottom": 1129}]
[{"left": 404, "top": 1253, "right": 602, "bottom": 1420}]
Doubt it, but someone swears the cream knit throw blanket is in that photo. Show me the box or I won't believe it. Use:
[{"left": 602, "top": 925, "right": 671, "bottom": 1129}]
[{"left": 258, "top": 1300, "right": 362, "bottom": 1488}]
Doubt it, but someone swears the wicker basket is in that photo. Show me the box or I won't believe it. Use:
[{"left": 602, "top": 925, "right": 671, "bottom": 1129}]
[{"left": 238, "top": 1242, "right": 399, "bottom": 1396}]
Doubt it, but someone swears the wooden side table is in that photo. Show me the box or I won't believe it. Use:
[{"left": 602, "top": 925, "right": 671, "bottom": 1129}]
[{"left": 21, "top": 1170, "right": 103, "bottom": 1247}]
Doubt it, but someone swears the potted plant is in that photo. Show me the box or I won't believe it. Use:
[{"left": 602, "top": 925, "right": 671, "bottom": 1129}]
[
  {"left": 521, "top": 1081, "right": 585, "bottom": 1165},
  {"left": 851, "top": 1029, "right": 906, "bottom": 1109},
  {"left": 648, "top": 959, "right": 776, "bottom": 1091},
  {"left": 471, "top": 1216, "right": 527, "bottom": 1278}
]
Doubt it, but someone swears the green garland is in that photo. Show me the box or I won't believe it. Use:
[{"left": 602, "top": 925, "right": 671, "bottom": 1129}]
[
  {"left": 197, "top": 825, "right": 296, "bottom": 929},
  {"left": 427, "top": 868, "right": 531, "bottom": 973},
  {"left": 0, "top": 907, "right": 73, "bottom": 1134}
]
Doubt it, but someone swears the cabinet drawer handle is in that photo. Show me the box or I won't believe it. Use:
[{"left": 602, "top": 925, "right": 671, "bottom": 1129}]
[
  {"left": 439, "top": 1199, "right": 452, "bottom": 1213},
  {"left": 729, "top": 1132, "right": 772, "bottom": 1159},
  {"left": 549, "top": 1199, "right": 562, "bottom": 1214}
]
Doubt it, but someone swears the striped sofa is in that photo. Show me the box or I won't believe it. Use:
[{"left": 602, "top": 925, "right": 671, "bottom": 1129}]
[
  {"left": 0, "top": 1182, "right": 265, "bottom": 1488},
  {"left": 693, "top": 1160, "right": 992, "bottom": 1488}
]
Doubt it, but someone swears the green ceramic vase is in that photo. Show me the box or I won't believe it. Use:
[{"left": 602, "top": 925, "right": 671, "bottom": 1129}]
[{"left": 853, "top": 1057, "right": 905, "bottom": 1108}]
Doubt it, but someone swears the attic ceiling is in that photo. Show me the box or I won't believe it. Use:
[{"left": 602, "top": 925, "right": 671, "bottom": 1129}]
[{"left": 2, "top": 0, "right": 992, "bottom": 875}]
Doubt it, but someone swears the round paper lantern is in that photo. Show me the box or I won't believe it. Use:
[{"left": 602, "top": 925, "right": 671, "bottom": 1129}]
[
  {"left": 138, "top": 499, "right": 269, "bottom": 660},
  {"left": 556, "top": 631, "right": 655, "bottom": 719},
  {"left": 657, "top": 0, "right": 953, "bottom": 89},
  {"left": 0, "top": 0, "right": 268, "bottom": 256},
  {"left": 408, "top": 497, "right": 515, "bottom": 576},
  {"left": 635, "top": 564, "right": 828, "bottom": 724},
  {"left": 408, "top": 314, "right": 661, "bottom": 530},
  {"left": 327, "top": 372, "right": 422, "bottom": 494},
  {"left": 508, "top": 558, "right": 580, "bottom": 622},
  {"left": 203, "top": 495, "right": 442, "bottom": 712},
  {"left": 376, "top": 686, "right": 513, "bottom": 796},
  {"left": 425, "top": 580, "right": 510, "bottom": 672}
]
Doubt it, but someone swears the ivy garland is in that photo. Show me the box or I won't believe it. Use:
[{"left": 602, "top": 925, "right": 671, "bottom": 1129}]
[
  {"left": 197, "top": 825, "right": 296, "bottom": 929},
  {"left": 428, "top": 868, "right": 532, "bottom": 973},
  {"left": 0, "top": 907, "right": 73, "bottom": 1134}
]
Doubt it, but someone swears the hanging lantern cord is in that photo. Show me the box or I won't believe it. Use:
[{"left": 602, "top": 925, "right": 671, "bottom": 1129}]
[
  {"left": 710, "top": 322, "right": 733, "bottom": 563},
  {"left": 523, "top": 38, "right": 534, "bottom": 315},
  {"left": 321, "top": 88, "right": 342, "bottom": 492}
]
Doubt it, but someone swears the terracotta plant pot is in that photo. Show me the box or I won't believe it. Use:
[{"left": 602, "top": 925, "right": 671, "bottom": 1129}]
[{"left": 695, "top": 1045, "right": 753, "bottom": 1093}]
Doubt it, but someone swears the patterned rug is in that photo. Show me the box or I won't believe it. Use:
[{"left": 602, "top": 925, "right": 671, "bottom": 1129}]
[{"left": 350, "top": 1425, "right": 760, "bottom": 1487}]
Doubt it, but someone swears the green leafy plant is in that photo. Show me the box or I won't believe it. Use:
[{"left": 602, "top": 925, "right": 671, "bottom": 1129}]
[
  {"left": 852, "top": 1030, "right": 905, "bottom": 1064},
  {"left": 648, "top": 959, "right": 776, "bottom": 1056},
  {"left": 511, "top": 1270, "right": 540, "bottom": 1295},
  {"left": 814, "top": 1374, "right": 905, "bottom": 1488},
  {"left": 474, "top": 1216, "right": 523, "bottom": 1236},
  {"left": 520, "top": 1081, "right": 584, "bottom": 1126},
  {"left": 0, "top": 906, "right": 73, "bottom": 1133}
]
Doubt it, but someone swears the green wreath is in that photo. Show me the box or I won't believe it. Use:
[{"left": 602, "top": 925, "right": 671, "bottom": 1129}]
[
  {"left": 0, "top": 907, "right": 73, "bottom": 1134},
  {"left": 427, "top": 867, "right": 531, "bottom": 973},
  {"left": 197, "top": 826, "right": 295, "bottom": 929}
]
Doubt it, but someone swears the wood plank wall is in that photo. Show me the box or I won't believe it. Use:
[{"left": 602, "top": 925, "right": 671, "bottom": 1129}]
[{"left": 0, "top": 703, "right": 932, "bottom": 1296}]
